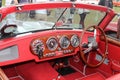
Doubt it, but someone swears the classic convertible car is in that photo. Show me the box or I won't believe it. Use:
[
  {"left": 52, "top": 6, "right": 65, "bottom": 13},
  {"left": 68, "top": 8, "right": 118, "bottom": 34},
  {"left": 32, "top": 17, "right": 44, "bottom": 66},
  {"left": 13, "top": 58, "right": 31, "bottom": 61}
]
[{"left": 0, "top": 1, "right": 120, "bottom": 80}]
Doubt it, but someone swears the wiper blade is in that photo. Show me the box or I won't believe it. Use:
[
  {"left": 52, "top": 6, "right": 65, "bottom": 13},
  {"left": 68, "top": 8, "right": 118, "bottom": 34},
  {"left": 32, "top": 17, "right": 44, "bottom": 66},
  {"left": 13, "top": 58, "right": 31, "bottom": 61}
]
[
  {"left": 52, "top": 8, "right": 67, "bottom": 29},
  {"left": 15, "top": 29, "right": 53, "bottom": 36}
]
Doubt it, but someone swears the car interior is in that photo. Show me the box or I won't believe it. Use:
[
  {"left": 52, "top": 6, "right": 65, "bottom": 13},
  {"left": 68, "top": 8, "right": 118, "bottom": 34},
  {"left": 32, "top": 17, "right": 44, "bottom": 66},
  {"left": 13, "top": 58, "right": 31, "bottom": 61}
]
[{"left": 0, "top": 2, "right": 120, "bottom": 80}]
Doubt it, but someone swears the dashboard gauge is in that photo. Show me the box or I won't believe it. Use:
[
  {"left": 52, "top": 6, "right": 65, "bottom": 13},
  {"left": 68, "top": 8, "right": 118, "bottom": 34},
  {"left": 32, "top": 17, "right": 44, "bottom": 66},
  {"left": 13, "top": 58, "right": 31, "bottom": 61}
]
[
  {"left": 59, "top": 36, "right": 70, "bottom": 49},
  {"left": 71, "top": 34, "right": 80, "bottom": 47},
  {"left": 31, "top": 39, "right": 45, "bottom": 55},
  {"left": 46, "top": 37, "right": 58, "bottom": 51}
]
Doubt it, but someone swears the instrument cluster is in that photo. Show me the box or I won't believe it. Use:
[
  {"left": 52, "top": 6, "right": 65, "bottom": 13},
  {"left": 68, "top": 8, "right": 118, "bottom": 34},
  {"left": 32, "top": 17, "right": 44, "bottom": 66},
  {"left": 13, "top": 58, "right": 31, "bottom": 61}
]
[{"left": 30, "top": 34, "right": 80, "bottom": 59}]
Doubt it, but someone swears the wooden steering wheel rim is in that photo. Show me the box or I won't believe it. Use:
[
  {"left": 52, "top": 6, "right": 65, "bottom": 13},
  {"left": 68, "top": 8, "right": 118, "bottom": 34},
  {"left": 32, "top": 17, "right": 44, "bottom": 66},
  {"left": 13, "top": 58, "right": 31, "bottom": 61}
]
[{"left": 79, "top": 25, "right": 108, "bottom": 68}]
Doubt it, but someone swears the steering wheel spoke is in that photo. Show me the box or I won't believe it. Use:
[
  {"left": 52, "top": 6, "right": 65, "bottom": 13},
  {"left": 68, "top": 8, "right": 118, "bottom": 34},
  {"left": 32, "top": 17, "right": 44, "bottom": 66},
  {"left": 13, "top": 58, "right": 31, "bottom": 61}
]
[
  {"left": 96, "top": 48, "right": 104, "bottom": 57},
  {"left": 83, "top": 47, "right": 92, "bottom": 54}
]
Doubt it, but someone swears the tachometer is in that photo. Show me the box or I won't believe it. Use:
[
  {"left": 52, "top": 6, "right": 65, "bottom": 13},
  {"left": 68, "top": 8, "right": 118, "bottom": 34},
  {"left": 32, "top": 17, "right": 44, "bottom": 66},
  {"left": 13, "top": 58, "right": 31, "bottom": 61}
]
[
  {"left": 71, "top": 34, "right": 80, "bottom": 47},
  {"left": 31, "top": 39, "right": 45, "bottom": 56},
  {"left": 59, "top": 36, "right": 70, "bottom": 49},
  {"left": 46, "top": 37, "right": 58, "bottom": 51}
]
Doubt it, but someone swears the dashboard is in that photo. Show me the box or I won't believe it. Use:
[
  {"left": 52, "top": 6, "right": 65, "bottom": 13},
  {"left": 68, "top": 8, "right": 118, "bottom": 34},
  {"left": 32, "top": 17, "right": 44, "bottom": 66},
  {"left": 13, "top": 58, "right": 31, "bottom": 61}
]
[
  {"left": 30, "top": 34, "right": 80, "bottom": 59},
  {"left": 0, "top": 30, "right": 82, "bottom": 66}
]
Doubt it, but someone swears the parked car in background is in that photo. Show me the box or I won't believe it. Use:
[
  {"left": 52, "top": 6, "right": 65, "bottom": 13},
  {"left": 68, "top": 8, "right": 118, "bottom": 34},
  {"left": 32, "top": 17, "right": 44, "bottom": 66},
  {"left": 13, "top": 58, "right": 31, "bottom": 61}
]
[{"left": 113, "top": 0, "right": 120, "bottom": 6}]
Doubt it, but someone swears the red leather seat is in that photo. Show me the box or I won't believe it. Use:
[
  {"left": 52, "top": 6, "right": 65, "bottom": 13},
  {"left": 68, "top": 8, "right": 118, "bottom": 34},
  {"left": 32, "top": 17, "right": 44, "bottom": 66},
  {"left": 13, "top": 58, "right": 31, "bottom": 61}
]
[
  {"left": 79, "top": 72, "right": 105, "bottom": 80},
  {"left": 78, "top": 72, "right": 120, "bottom": 80},
  {"left": 106, "top": 73, "right": 120, "bottom": 80}
]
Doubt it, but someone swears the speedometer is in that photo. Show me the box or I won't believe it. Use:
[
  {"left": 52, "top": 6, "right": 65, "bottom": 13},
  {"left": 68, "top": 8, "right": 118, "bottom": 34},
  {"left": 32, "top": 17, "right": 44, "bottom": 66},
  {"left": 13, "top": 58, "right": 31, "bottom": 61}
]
[
  {"left": 71, "top": 34, "right": 80, "bottom": 47},
  {"left": 59, "top": 36, "right": 70, "bottom": 49},
  {"left": 46, "top": 37, "right": 58, "bottom": 51}
]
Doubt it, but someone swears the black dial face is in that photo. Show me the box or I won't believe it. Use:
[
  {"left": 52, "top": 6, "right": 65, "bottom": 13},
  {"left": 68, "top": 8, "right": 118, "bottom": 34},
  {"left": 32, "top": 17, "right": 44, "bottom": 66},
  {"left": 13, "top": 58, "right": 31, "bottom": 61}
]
[
  {"left": 59, "top": 36, "right": 70, "bottom": 49},
  {"left": 31, "top": 39, "right": 45, "bottom": 55},
  {"left": 46, "top": 37, "right": 58, "bottom": 51},
  {"left": 71, "top": 35, "right": 80, "bottom": 47},
  {"left": 0, "top": 24, "right": 17, "bottom": 35}
]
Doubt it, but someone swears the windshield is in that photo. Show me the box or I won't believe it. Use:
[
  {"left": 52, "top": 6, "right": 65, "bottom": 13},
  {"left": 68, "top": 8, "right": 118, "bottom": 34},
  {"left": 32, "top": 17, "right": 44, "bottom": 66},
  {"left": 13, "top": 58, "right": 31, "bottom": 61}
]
[{"left": 0, "top": 8, "right": 106, "bottom": 34}]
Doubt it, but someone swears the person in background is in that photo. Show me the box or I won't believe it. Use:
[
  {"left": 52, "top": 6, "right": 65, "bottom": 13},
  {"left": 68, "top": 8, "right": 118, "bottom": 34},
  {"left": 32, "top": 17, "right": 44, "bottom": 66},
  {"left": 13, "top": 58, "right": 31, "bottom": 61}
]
[
  {"left": 4, "top": 0, "right": 18, "bottom": 23},
  {"left": 32, "top": 0, "right": 48, "bottom": 20},
  {"left": 76, "top": 0, "right": 89, "bottom": 29},
  {"left": 98, "top": 0, "right": 113, "bottom": 8},
  {"left": 5, "top": 0, "right": 29, "bottom": 6},
  {"left": 16, "top": 0, "right": 29, "bottom": 20},
  {"left": 77, "top": 9, "right": 89, "bottom": 29},
  {"left": 5, "top": 0, "right": 18, "bottom": 6},
  {"left": 69, "top": 0, "right": 76, "bottom": 23},
  {"left": 0, "top": 0, "right": 2, "bottom": 7},
  {"left": 17, "top": 0, "right": 29, "bottom": 4}
]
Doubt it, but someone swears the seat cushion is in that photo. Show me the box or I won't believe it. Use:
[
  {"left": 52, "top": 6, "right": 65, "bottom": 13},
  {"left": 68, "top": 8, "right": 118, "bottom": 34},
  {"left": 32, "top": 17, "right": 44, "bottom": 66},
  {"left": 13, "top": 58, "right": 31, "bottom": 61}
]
[
  {"left": 79, "top": 72, "right": 105, "bottom": 80},
  {"left": 106, "top": 73, "right": 120, "bottom": 80}
]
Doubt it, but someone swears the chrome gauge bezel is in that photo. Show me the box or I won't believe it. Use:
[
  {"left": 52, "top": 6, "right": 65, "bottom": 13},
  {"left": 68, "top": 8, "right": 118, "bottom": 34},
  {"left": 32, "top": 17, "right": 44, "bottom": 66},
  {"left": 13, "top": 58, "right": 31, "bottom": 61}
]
[
  {"left": 31, "top": 39, "right": 45, "bottom": 55},
  {"left": 59, "top": 35, "right": 70, "bottom": 49},
  {"left": 46, "top": 36, "right": 58, "bottom": 51},
  {"left": 71, "top": 34, "right": 80, "bottom": 47}
]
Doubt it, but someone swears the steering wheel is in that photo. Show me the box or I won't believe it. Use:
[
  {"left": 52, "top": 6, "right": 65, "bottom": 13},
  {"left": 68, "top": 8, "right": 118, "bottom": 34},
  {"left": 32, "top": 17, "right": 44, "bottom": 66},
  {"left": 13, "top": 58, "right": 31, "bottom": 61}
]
[{"left": 79, "top": 25, "right": 108, "bottom": 67}]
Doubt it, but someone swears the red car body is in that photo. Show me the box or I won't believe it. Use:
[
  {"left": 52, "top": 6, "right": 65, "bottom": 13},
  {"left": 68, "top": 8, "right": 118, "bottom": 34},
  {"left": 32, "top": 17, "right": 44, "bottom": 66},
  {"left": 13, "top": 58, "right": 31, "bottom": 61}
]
[{"left": 0, "top": 2, "right": 120, "bottom": 80}]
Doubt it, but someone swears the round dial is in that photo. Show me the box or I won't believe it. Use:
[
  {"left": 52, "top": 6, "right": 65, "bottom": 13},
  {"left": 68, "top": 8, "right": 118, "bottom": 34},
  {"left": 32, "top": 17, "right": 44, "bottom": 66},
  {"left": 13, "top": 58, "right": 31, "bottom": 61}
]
[
  {"left": 46, "top": 37, "right": 58, "bottom": 51},
  {"left": 31, "top": 39, "right": 45, "bottom": 55},
  {"left": 71, "top": 34, "right": 80, "bottom": 47},
  {"left": 59, "top": 36, "right": 70, "bottom": 49}
]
